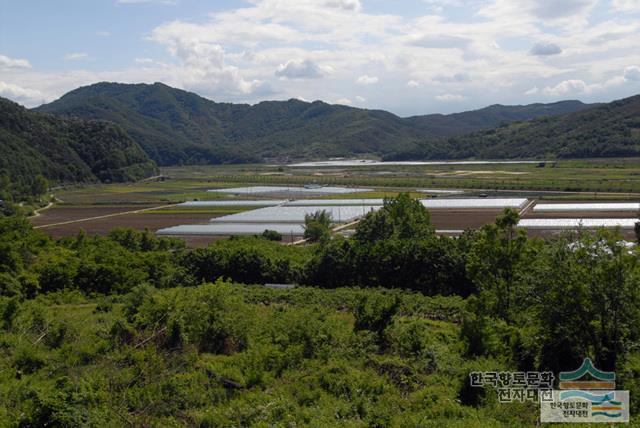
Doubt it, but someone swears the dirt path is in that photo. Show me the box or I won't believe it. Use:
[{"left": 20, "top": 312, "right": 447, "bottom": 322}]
[
  {"left": 518, "top": 199, "right": 536, "bottom": 216},
  {"left": 30, "top": 202, "right": 54, "bottom": 218},
  {"left": 33, "top": 204, "right": 178, "bottom": 229}
]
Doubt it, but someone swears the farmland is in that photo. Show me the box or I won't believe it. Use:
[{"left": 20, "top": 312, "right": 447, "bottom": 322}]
[{"left": 28, "top": 158, "right": 640, "bottom": 245}]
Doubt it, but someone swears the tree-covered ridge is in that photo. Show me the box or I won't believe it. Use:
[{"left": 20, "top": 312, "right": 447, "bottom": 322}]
[
  {"left": 389, "top": 94, "right": 640, "bottom": 160},
  {"left": 0, "top": 96, "right": 157, "bottom": 197},
  {"left": 36, "top": 82, "right": 592, "bottom": 164}
]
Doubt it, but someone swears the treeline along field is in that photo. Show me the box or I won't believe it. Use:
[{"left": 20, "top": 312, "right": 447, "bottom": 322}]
[{"left": 1, "top": 195, "right": 640, "bottom": 425}]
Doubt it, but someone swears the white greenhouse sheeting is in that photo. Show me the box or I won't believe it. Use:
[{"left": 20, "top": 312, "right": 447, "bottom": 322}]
[
  {"left": 207, "top": 186, "right": 371, "bottom": 195},
  {"left": 286, "top": 199, "right": 384, "bottom": 206},
  {"left": 288, "top": 160, "right": 545, "bottom": 167},
  {"left": 420, "top": 198, "right": 528, "bottom": 209},
  {"left": 179, "top": 200, "right": 286, "bottom": 207},
  {"left": 518, "top": 218, "right": 638, "bottom": 229},
  {"left": 157, "top": 223, "right": 306, "bottom": 236},
  {"left": 211, "top": 205, "right": 380, "bottom": 223},
  {"left": 533, "top": 203, "right": 640, "bottom": 212},
  {"left": 418, "top": 189, "right": 465, "bottom": 194}
]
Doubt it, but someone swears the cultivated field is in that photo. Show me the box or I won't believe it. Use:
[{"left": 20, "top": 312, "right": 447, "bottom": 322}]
[{"left": 30, "top": 159, "right": 640, "bottom": 245}]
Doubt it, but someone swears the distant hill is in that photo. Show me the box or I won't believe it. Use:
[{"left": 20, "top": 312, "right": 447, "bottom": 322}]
[
  {"left": 406, "top": 101, "right": 593, "bottom": 136},
  {"left": 36, "top": 82, "right": 592, "bottom": 165},
  {"left": 0, "top": 96, "right": 157, "bottom": 193},
  {"left": 387, "top": 94, "right": 640, "bottom": 160}
]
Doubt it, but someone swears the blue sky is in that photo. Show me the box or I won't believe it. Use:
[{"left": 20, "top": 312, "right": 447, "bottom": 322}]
[{"left": 1, "top": 0, "right": 639, "bottom": 115}]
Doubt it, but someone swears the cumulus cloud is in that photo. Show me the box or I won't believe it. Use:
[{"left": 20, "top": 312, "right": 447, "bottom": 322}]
[
  {"left": 530, "top": 42, "right": 562, "bottom": 56},
  {"left": 150, "top": 31, "right": 264, "bottom": 96},
  {"left": 611, "top": 0, "right": 640, "bottom": 11},
  {"left": 0, "top": 81, "right": 45, "bottom": 106},
  {"left": 435, "top": 93, "right": 465, "bottom": 101},
  {"left": 433, "top": 73, "right": 470, "bottom": 83},
  {"left": 480, "top": 0, "right": 597, "bottom": 24},
  {"left": 407, "top": 34, "right": 470, "bottom": 49},
  {"left": 624, "top": 66, "right": 640, "bottom": 82},
  {"left": 0, "top": 54, "right": 31, "bottom": 69},
  {"left": 323, "top": 0, "right": 361, "bottom": 12},
  {"left": 356, "top": 74, "right": 378, "bottom": 85},
  {"left": 65, "top": 52, "right": 88, "bottom": 60},
  {"left": 542, "top": 79, "right": 590, "bottom": 96},
  {"left": 275, "top": 59, "right": 328, "bottom": 79},
  {"left": 333, "top": 97, "right": 352, "bottom": 105}
]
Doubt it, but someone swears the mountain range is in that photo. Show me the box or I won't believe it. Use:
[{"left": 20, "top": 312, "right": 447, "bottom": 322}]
[
  {"left": 36, "top": 82, "right": 593, "bottom": 165},
  {"left": 2, "top": 81, "right": 639, "bottom": 193},
  {"left": 388, "top": 94, "right": 640, "bottom": 160}
]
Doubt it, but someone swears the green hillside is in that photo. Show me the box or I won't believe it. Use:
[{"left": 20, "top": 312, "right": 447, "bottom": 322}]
[
  {"left": 0, "top": 96, "right": 157, "bottom": 196},
  {"left": 389, "top": 94, "right": 640, "bottom": 160},
  {"left": 36, "top": 82, "right": 591, "bottom": 164}
]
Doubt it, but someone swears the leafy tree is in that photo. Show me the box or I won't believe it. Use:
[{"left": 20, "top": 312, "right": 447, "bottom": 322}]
[
  {"left": 30, "top": 175, "right": 48, "bottom": 197},
  {"left": 303, "top": 210, "right": 332, "bottom": 242},
  {"left": 466, "top": 208, "right": 527, "bottom": 321},
  {"left": 261, "top": 229, "right": 282, "bottom": 241},
  {"left": 354, "top": 193, "right": 433, "bottom": 243}
]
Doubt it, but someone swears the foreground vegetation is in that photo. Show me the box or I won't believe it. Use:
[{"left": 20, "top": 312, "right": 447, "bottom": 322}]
[{"left": 2, "top": 195, "right": 640, "bottom": 425}]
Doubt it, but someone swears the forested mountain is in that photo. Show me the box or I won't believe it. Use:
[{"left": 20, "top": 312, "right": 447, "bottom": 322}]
[
  {"left": 36, "top": 82, "right": 592, "bottom": 164},
  {"left": 0, "top": 96, "right": 157, "bottom": 195},
  {"left": 389, "top": 94, "right": 640, "bottom": 160},
  {"left": 405, "top": 100, "right": 591, "bottom": 136}
]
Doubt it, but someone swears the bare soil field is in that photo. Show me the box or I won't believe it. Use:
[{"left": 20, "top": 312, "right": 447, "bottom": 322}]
[
  {"left": 32, "top": 211, "right": 213, "bottom": 240},
  {"left": 427, "top": 209, "right": 503, "bottom": 230},
  {"left": 31, "top": 205, "right": 156, "bottom": 227}
]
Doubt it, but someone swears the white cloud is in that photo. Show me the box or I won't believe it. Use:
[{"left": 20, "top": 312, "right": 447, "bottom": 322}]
[
  {"left": 525, "top": 86, "right": 539, "bottom": 95},
  {"left": 435, "top": 93, "right": 465, "bottom": 101},
  {"left": 323, "top": 0, "right": 361, "bottom": 12},
  {"left": 433, "top": 73, "right": 470, "bottom": 83},
  {"left": 149, "top": 32, "right": 265, "bottom": 96},
  {"left": 96, "top": 31, "right": 112, "bottom": 37},
  {"left": 355, "top": 95, "right": 365, "bottom": 102},
  {"left": 530, "top": 42, "right": 562, "bottom": 56},
  {"left": 542, "top": 79, "right": 590, "bottom": 96},
  {"left": 624, "top": 66, "right": 640, "bottom": 81},
  {"left": 407, "top": 34, "right": 470, "bottom": 49},
  {"left": 611, "top": 0, "right": 640, "bottom": 11},
  {"left": 275, "top": 59, "right": 328, "bottom": 79},
  {"left": 356, "top": 74, "right": 378, "bottom": 85},
  {"left": 65, "top": 53, "right": 88, "bottom": 60},
  {"left": 0, "top": 54, "right": 31, "bottom": 69},
  {"left": 407, "top": 80, "right": 421, "bottom": 87},
  {"left": 480, "top": 0, "right": 598, "bottom": 26},
  {"left": 0, "top": 81, "right": 45, "bottom": 105},
  {"left": 333, "top": 97, "right": 352, "bottom": 105}
]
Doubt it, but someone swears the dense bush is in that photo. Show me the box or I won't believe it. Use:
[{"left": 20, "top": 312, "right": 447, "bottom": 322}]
[{"left": 1, "top": 194, "right": 640, "bottom": 424}]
